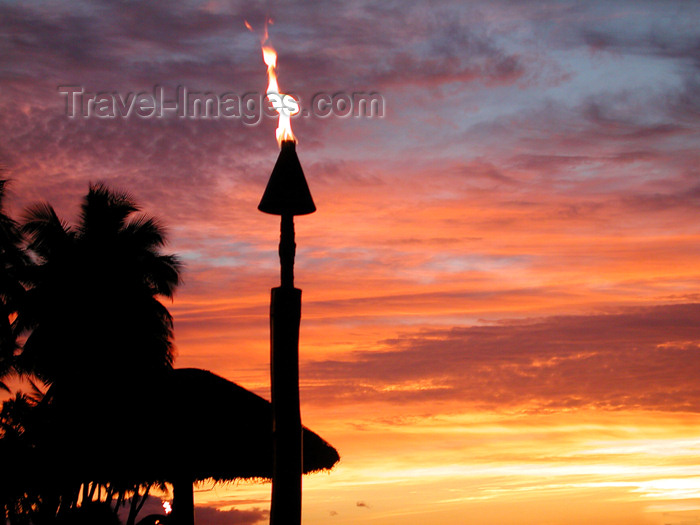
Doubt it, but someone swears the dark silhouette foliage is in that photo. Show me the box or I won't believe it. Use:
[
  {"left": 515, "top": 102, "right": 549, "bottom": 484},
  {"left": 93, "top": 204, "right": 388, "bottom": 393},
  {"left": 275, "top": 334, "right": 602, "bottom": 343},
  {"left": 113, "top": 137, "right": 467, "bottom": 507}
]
[
  {"left": 0, "top": 179, "right": 27, "bottom": 392},
  {"left": 54, "top": 501, "right": 122, "bottom": 525},
  {"left": 1, "top": 183, "right": 182, "bottom": 525},
  {"left": 15, "top": 183, "right": 181, "bottom": 387},
  {"left": 0, "top": 183, "right": 339, "bottom": 525}
]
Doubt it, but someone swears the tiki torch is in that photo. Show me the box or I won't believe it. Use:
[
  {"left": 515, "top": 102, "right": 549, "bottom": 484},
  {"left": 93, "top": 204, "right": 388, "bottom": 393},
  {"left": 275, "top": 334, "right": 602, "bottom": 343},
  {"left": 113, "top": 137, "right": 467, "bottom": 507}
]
[
  {"left": 259, "top": 139, "right": 315, "bottom": 525},
  {"left": 254, "top": 22, "right": 314, "bottom": 525}
]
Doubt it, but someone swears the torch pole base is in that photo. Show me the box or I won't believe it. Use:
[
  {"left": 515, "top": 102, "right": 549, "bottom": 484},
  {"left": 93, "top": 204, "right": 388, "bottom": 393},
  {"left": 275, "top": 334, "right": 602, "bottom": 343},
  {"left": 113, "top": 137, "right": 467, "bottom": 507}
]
[{"left": 269, "top": 286, "right": 303, "bottom": 525}]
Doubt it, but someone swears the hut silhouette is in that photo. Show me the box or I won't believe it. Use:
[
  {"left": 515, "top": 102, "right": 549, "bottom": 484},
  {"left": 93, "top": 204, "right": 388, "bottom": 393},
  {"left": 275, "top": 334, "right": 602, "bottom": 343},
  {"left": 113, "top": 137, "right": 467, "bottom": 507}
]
[{"left": 34, "top": 368, "right": 339, "bottom": 525}]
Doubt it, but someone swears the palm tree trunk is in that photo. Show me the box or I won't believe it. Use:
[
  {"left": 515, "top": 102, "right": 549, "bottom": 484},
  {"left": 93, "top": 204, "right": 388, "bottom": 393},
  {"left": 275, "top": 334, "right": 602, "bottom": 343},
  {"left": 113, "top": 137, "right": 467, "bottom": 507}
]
[
  {"left": 126, "top": 492, "right": 140, "bottom": 525},
  {"left": 105, "top": 484, "right": 114, "bottom": 506},
  {"left": 126, "top": 485, "right": 152, "bottom": 525},
  {"left": 114, "top": 490, "right": 125, "bottom": 515}
]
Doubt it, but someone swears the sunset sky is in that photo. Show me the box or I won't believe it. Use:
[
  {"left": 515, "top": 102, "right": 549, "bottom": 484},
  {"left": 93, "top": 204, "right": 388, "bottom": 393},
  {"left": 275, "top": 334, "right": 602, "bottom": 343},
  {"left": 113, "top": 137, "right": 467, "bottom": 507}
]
[{"left": 3, "top": 0, "right": 700, "bottom": 524}]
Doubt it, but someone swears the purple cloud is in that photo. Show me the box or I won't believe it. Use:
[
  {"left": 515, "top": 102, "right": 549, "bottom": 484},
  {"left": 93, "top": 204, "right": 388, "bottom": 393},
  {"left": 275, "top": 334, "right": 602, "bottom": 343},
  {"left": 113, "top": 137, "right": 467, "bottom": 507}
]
[
  {"left": 304, "top": 303, "right": 700, "bottom": 413},
  {"left": 194, "top": 505, "right": 268, "bottom": 525}
]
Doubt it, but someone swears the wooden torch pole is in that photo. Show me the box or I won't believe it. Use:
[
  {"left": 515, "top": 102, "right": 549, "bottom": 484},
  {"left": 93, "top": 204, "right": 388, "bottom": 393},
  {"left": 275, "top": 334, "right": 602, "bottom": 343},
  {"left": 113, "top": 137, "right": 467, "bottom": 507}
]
[{"left": 258, "top": 140, "right": 315, "bottom": 525}]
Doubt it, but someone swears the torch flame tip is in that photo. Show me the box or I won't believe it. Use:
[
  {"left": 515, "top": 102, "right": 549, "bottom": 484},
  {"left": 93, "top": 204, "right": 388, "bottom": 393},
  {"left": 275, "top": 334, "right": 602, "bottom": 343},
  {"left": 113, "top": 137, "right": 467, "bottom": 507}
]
[{"left": 258, "top": 24, "right": 297, "bottom": 146}]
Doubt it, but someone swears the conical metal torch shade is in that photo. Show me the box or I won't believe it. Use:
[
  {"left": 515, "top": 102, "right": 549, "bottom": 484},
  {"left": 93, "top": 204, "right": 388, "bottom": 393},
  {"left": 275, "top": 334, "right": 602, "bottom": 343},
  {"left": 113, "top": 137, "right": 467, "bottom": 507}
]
[{"left": 258, "top": 140, "right": 316, "bottom": 216}]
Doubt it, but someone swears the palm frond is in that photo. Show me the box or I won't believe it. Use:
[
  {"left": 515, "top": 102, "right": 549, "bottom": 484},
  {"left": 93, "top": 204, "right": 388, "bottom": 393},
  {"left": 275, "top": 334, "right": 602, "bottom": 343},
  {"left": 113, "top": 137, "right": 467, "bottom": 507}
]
[
  {"left": 122, "top": 215, "right": 166, "bottom": 249},
  {"left": 22, "top": 202, "right": 73, "bottom": 259},
  {"left": 79, "top": 183, "right": 139, "bottom": 239},
  {"left": 141, "top": 253, "right": 182, "bottom": 298},
  {"left": 0, "top": 178, "right": 27, "bottom": 274},
  {"left": 26, "top": 377, "right": 46, "bottom": 404}
]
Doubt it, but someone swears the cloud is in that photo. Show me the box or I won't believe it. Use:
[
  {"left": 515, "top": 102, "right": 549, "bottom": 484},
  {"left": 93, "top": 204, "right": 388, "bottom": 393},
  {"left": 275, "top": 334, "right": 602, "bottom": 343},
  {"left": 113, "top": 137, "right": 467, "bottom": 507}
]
[
  {"left": 194, "top": 505, "right": 268, "bottom": 525},
  {"left": 304, "top": 303, "right": 700, "bottom": 413},
  {"left": 4, "top": 0, "right": 700, "bottom": 417},
  {"left": 0, "top": 1, "right": 256, "bottom": 95},
  {"left": 581, "top": 24, "right": 700, "bottom": 68}
]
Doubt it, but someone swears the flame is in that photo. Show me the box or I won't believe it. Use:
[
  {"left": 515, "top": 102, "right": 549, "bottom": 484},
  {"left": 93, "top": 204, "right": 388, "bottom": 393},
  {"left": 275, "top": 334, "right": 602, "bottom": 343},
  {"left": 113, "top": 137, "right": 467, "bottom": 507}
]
[
  {"left": 246, "top": 19, "right": 299, "bottom": 147},
  {"left": 262, "top": 46, "right": 279, "bottom": 94},
  {"left": 162, "top": 501, "right": 172, "bottom": 515}
]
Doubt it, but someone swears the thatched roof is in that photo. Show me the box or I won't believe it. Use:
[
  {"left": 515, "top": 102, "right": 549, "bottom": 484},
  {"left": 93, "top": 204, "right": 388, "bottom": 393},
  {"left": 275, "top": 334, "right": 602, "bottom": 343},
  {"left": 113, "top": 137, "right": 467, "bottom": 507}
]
[{"left": 31, "top": 368, "right": 339, "bottom": 485}]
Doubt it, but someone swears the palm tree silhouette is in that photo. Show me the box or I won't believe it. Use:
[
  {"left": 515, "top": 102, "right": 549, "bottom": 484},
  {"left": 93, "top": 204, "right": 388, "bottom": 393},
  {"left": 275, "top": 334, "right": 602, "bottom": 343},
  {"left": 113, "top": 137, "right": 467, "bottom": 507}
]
[
  {"left": 16, "top": 183, "right": 181, "bottom": 388},
  {"left": 0, "top": 179, "right": 27, "bottom": 392},
  {"left": 2, "top": 183, "right": 181, "bottom": 523},
  {"left": 0, "top": 391, "right": 44, "bottom": 525}
]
